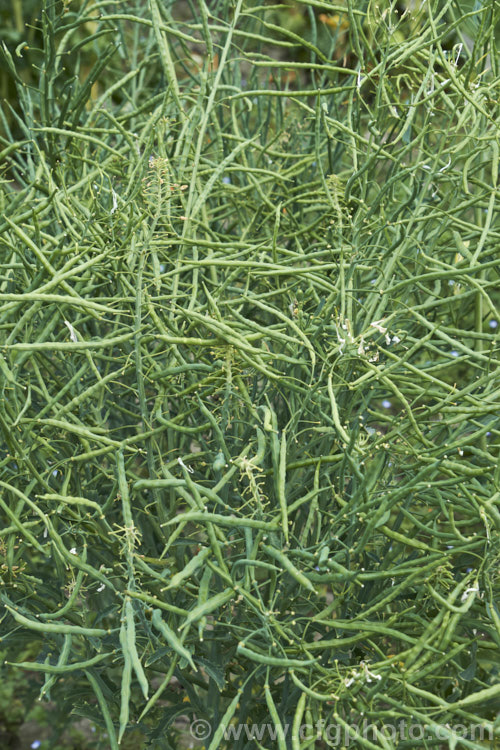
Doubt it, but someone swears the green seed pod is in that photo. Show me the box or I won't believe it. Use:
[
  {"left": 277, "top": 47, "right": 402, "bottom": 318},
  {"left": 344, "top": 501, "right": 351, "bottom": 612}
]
[{"left": 213, "top": 450, "right": 226, "bottom": 472}]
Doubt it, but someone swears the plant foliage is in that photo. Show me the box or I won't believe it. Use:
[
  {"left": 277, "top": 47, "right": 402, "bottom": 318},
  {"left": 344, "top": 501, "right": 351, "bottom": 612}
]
[{"left": 0, "top": 0, "right": 499, "bottom": 748}]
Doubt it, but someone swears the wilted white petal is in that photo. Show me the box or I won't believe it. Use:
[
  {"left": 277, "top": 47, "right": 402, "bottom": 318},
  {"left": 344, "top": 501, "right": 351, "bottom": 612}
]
[
  {"left": 64, "top": 320, "right": 78, "bottom": 343},
  {"left": 178, "top": 457, "right": 194, "bottom": 473},
  {"left": 461, "top": 584, "right": 479, "bottom": 602},
  {"left": 370, "top": 319, "right": 387, "bottom": 334},
  {"left": 439, "top": 156, "right": 451, "bottom": 172},
  {"left": 111, "top": 188, "right": 119, "bottom": 214}
]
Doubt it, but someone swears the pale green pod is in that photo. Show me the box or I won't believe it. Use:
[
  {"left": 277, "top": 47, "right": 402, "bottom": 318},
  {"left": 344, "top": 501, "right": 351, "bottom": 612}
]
[
  {"left": 163, "top": 546, "right": 210, "bottom": 591},
  {"left": 125, "top": 598, "right": 149, "bottom": 699},
  {"left": 151, "top": 609, "right": 197, "bottom": 671},
  {"left": 178, "top": 588, "right": 234, "bottom": 632}
]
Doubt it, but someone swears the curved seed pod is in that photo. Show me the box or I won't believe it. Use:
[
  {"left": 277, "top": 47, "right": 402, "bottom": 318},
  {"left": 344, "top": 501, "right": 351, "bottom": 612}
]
[
  {"left": 290, "top": 670, "right": 338, "bottom": 702},
  {"left": 178, "top": 588, "right": 235, "bottom": 632},
  {"left": 5, "top": 604, "right": 112, "bottom": 636},
  {"left": 125, "top": 598, "right": 148, "bottom": 699},
  {"left": 11, "top": 650, "right": 113, "bottom": 675},
  {"left": 86, "top": 670, "right": 119, "bottom": 750},
  {"left": 39, "top": 633, "right": 72, "bottom": 700},
  {"left": 207, "top": 688, "right": 243, "bottom": 750},
  {"left": 237, "top": 643, "right": 317, "bottom": 669},
  {"left": 162, "top": 546, "right": 210, "bottom": 591},
  {"left": 138, "top": 656, "right": 179, "bottom": 722},
  {"left": 151, "top": 608, "right": 197, "bottom": 671},
  {"left": 262, "top": 545, "right": 316, "bottom": 593}
]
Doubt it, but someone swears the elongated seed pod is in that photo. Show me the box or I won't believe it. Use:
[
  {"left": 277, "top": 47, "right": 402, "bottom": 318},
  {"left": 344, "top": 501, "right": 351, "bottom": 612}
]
[
  {"left": 278, "top": 429, "right": 289, "bottom": 543},
  {"left": 292, "top": 691, "right": 307, "bottom": 750},
  {"left": 163, "top": 546, "right": 210, "bottom": 591},
  {"left": 138, "top": 656, "right": 179, "bottom": 722},
  {"left": 10, "top": 651, "right": 113, "bottom": 675},
  {"left": 125, "top": 598, "right": 148, "bottom": 699},
  {"left": 151, "top": 609, "right": 197, "bottom": 671},
  {"left": 39, "top": 633, "right": 72, "bottom": 700},
  {"left": 264, "top": 682, "right": 287, "bottom": 750},
  {"left": 85, "top": 670, "right": 119, "bottom": 750},
  {"left": 118, "top": 618, "right": 132, "bottom": 745},
  {"left": 197, "top": 566, "right": 212, "bottom": 642},
  {"left": 207, "top": 688, "right": 243, "bottom": 750},
  {"left": 5, "top": 605, "right": 112, "bottom": 636},
  {"left": 262, "top": 544, "right": 316, "bottom": 593},
  {"left": 37, "top": 493, "right": 104, "bottom": 516},
  {"left": 178, "top": 588, "right": 234, "bottom": 632},
  {"left": 237, "top": 643, "right": 317, "bottom": 669},
  {"left": 290, "top": 670, "right": 338, "bottom": 701},
  {"left": 125, "top": 589, "right": 189, "bottom": 617},
  {"left": 163, "top": 511, "right": 279, "bottom": 531}
]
